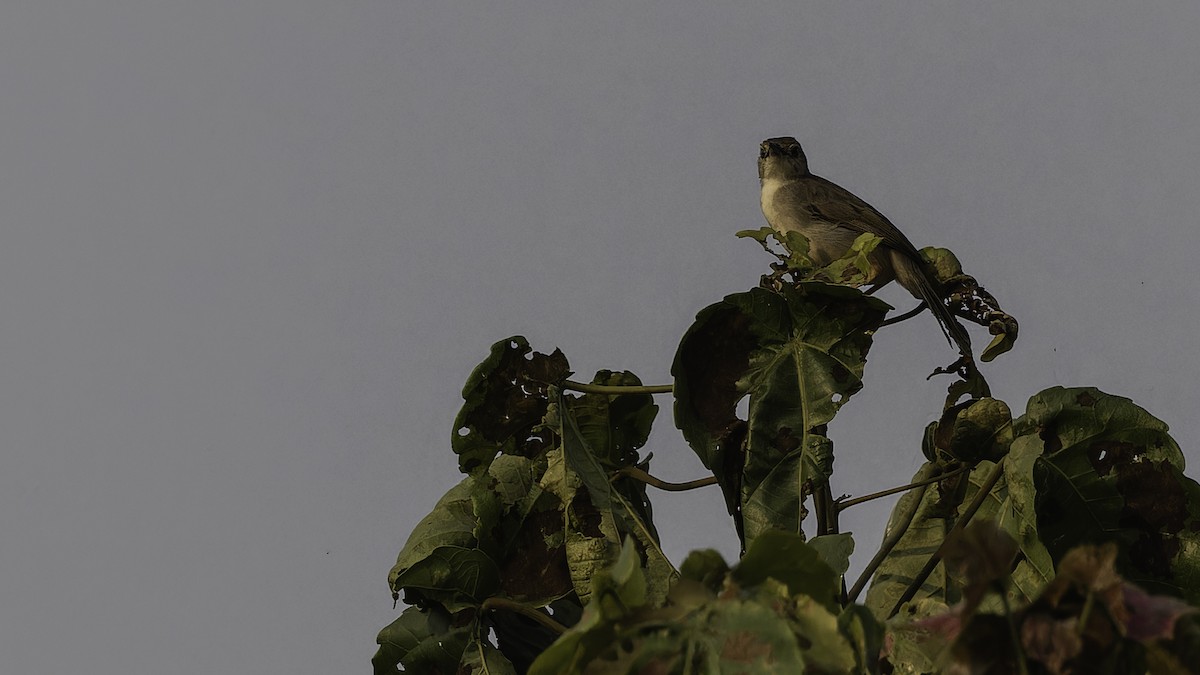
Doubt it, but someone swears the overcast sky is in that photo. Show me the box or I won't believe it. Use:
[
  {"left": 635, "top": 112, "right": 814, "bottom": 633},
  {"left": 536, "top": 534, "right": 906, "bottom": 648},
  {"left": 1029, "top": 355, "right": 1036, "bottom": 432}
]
[{"left": 2, "top": 2, "right": 1198, "bottom": 673}]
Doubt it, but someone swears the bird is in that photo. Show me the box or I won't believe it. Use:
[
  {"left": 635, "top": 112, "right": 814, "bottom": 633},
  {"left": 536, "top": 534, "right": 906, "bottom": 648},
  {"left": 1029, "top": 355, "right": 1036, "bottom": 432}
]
[{"left": 757, "top": 136, "right": 971, "bottom": 355}]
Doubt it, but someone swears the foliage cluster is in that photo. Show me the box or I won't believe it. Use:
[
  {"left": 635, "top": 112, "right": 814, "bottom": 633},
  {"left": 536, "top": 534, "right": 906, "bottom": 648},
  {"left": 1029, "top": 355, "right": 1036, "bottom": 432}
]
[{"left": 374, "top": 232, "right": 1200, "bottom": 673}]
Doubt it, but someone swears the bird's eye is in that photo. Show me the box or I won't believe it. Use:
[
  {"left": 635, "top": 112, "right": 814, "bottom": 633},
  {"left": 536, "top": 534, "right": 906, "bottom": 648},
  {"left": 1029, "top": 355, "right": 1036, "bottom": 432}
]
[{"left": 759, "top": 146, "right": 769, "bottom": 158}]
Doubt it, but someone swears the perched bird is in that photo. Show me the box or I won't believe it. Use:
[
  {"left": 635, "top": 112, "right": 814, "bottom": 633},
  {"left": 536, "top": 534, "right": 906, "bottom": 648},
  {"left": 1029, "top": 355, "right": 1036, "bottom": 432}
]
[{"left": 758, "top": 136, "right": 971, "bottom": 355}]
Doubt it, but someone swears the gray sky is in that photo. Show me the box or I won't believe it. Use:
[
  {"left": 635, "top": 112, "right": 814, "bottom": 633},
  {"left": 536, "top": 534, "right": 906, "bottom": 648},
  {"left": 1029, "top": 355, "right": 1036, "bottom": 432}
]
[{"left": 2, "top": 2, "right": 1198, "bottom": 672}]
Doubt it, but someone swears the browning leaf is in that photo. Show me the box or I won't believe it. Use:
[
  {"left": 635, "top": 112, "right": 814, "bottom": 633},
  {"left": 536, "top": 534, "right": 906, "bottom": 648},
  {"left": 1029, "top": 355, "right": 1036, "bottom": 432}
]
[{"left": 452, "top": 336, "right": 570, "bottom": 475}]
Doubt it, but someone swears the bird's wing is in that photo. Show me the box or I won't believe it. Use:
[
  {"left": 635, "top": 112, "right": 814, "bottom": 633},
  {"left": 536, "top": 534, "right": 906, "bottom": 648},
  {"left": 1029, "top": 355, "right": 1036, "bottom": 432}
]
[{"left": 791, "top": 175, "right": 925, "bottom": 259}]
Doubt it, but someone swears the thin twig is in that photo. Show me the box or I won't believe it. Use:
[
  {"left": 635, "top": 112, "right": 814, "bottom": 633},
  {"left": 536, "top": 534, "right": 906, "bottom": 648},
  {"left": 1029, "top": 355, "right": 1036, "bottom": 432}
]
[
  {"left": 879, "top": 301, "right": 928, "bottom": 327},
  {"left": 480, "top": 597, "right": 567, "bottom": 636},
  {"left": 836, "top": 464, "right": 970, "bottom": 512},
  {"left": 887, "top": 461, "right": 1007, "bottom": 618},
  {"left": 562, "top": 380, "right": 674, "bottom": 395},
  {"left": 614, "top": 466, "right": 718, "bottom": 492},
  {"left": 846, "top": 464, "right": 938, "bottom": 603}
]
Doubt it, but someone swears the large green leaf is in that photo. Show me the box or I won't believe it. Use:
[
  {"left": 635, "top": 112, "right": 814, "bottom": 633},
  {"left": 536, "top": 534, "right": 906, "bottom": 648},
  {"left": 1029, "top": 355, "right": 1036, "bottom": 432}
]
[
  {"left": 1014, "top": 386, "right": 1200, "bottom": 602},
  {"left": 673, "top": 283, "right": 889, "bottom": 547},
  {"left": 866, "top": 386, "right": 1200, "bottom": 626},
  {"left": 387, "top": 473, "right": 502, "bottom": 610},
  {"left": 388, "top": 454, "right": 573, "bottom": 611},
  {"left": 372, "top": 605, "right": 471, "bottom": 674}
]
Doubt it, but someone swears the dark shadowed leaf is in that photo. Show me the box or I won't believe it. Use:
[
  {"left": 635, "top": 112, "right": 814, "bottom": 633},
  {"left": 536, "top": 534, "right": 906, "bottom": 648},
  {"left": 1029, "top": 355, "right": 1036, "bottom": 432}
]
[
  {"left": 1015, "top": 387, "right": 1200, "bottom": 603},
  {"left": 452, "top": 336, "right": 570, "bottom": 476},
  {"left": 459, "top": 633, "right": 519, "bottom": 675},
  {"left": 1122, "top": 583, "right": 1198, "bottom": 642}
]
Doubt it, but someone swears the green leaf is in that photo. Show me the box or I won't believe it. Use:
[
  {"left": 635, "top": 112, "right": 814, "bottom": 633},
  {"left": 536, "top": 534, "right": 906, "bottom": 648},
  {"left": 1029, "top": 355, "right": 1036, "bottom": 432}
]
[
  {"left": 863, "top": 460, "right": 1055, "bottom": 620},
  {"left": 390, "top": 546, "right": 501, "bottom": 610},
  {"left": 810, "top": 532, "right": 855, "bottom": 578},
  {"left": 590, "top": 536, "right": 648, "bottom": 620},
  {"left": 778, "top": 230, "right": 817, "bottom": 270},
  {"left": 769, "top": 584, "right": 857, "bottom": 673},
  {"left": 863, "top": 464, "right": 954, "bottom": 619},
  {"left": 815, "top": 232, "right": 883, "bottom": 286},
  {"left": 920, "top": 246, "right": 964, "bottom": 282},
  {"left": 733, "top": 529, "right": 840, "bottom": 612},
  {"left": 372, "top": 606, "right": 470, "bottom": 674},
  {"left": 388, "top": 455, "right": 574, "bottom": 610},
  {"left": 387, "top": 474, "right": 501, "bottom": 610},
  {"left": 673, "top": 283, "right": 889, "bottom": 549},
  {"left": 452, "top": 336, "right": 570, "bottom": 476},
  {"left": 530, "top": 536, "right": 872, "bottom": 674},
  {"left": 1015, "top": 387, "right": 1200, "bottom": 603},
  {"left": 553, "top": 390, "right": 677, "bottom": 605},
  {"left": 567, "top": 370, "right": 661, "bottom": 541},
  {"left": 735, "top": 226, "right": 777, "bottom": 243},
  {"left": 940, "top": 520, "right": 1019, "bottom": 613},
  {"left": 540, "top": 444, "right": 622, "bottom": 605},
  {"left": 570, "top": 370, "right": 659, "bottom": 468},
  {"left": 839, "top": 604, "right": 885, "bottom": 675},
  {"left": 706, "top": 592, "right": 809, "bottom": 671},
  {"left": 679, "top": 548, "right": 731, "bottom": 590}
]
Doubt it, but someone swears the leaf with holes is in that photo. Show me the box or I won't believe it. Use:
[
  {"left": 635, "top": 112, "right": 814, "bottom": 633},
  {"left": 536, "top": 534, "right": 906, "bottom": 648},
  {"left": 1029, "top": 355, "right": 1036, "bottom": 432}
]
[
  {"left": 1015, "top": 386, "right": 1200, "bottom": 603},
  {"left": 452, "top": 336, "right": 570, "bottom": 476}
]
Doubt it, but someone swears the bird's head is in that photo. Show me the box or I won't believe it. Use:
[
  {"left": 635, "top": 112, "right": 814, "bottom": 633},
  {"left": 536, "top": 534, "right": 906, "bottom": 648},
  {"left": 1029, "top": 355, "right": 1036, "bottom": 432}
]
[{"left": 758, "top": 137, "right": 810, "bottom": 181}]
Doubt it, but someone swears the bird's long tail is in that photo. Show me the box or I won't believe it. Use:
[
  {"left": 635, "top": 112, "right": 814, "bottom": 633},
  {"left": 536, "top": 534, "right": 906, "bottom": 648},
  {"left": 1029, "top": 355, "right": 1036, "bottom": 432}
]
[{"left": 891, "top": 251, "right": 972, "bottom": 357}]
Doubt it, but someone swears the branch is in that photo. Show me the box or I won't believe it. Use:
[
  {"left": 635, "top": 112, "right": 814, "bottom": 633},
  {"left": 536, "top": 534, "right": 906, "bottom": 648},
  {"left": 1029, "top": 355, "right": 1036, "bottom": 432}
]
[
  {"left": 480, "top": 597, "right": 567, "bottom": 636},
  {"left": 846, "top": 464, "right": 939, "bottom": 603},
  {"left": 879, "top": 301, "right": 927, "bottom": 327},
  {"left": 836, "top": 464, "right": 970, "bottom": 512},
  {"left": 887, "top": 460, "right": 1007, "bottom": 618},
  {"left": 614, "top": 466, "right": 717, "bottom": 492},
  {"left": 561, "top": 380, "right": 674, "bottom": 395}
]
